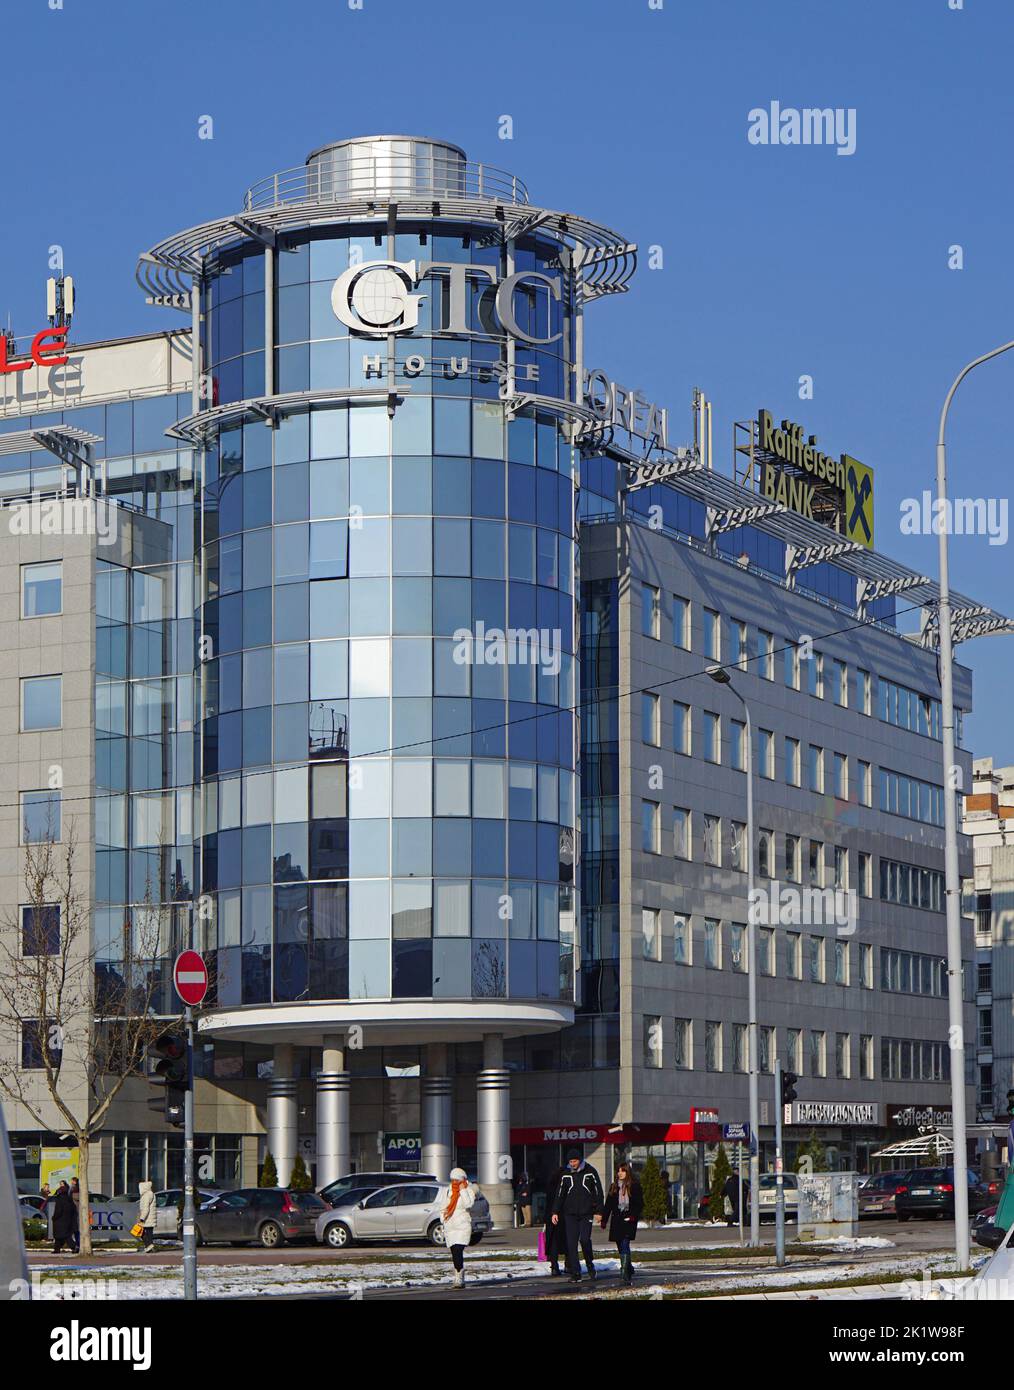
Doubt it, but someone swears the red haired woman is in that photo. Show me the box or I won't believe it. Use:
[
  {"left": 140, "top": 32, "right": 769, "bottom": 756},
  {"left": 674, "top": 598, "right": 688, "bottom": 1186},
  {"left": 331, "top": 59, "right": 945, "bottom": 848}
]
[{"left": 440, "top": 1167, "right": 476, "bottom": 1288}]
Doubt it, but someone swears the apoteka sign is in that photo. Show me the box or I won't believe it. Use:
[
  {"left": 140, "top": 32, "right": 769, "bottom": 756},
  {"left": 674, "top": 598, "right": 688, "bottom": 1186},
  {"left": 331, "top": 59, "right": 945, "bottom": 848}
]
[{"left": 330, "top": 258, "right": 562, "bottom": 343}]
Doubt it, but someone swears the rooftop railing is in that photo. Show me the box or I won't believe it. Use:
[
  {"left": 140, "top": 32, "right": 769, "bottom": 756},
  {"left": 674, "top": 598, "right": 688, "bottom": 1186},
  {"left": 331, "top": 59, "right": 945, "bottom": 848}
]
[{"left": 243, "top": 154, "right": 529, "bottom": 211}]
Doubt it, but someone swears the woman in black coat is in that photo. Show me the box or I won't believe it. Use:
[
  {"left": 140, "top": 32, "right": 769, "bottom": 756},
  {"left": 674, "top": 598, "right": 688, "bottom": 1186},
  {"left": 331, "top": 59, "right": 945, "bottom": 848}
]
[
  {"left": 543, "top": 1166, "right": 566, "bottom": 1275},
  {"left": 600, "top": 1162, "right": 644, "bottom": 1286},
  {"left": 51, "top": 1182, "right": 76, "bottom": 1255}
]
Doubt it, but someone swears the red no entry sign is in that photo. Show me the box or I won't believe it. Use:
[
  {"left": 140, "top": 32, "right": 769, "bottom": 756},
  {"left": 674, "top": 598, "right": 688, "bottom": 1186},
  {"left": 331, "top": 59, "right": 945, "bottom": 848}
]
[{"left": 173, "top": 950, "right": 208, "bottom": 1006}]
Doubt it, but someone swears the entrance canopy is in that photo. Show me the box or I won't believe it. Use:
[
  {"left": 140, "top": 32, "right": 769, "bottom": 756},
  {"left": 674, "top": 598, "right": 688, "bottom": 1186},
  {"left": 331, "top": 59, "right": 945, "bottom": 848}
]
[{"left": 871, "top": 1131, "right": 954, "bottom": 1162}]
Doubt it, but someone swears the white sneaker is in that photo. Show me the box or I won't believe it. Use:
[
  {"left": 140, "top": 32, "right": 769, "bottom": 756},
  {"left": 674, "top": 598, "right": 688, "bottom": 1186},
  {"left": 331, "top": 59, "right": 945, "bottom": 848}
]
[{"left": 452, "top": 1270, "right": 464, "bottom": 1288}]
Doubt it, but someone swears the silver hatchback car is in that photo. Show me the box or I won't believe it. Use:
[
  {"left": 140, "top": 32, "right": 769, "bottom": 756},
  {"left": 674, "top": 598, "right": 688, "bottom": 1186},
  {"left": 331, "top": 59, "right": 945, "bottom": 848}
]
[{"left": 315, "top": 1179, "right": 493, "bottom": 1249}]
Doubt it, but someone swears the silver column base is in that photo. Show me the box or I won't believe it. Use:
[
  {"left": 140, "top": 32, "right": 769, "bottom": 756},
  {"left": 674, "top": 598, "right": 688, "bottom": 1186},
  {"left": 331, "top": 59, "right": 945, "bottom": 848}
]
[{"left": 316, "top": 1071, "right": 351, "bottom": 1189}]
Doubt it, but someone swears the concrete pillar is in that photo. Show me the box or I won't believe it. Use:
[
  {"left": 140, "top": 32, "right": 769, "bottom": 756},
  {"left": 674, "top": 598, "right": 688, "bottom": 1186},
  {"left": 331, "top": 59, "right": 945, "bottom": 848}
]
[
  {"left": 316, "top": 1034, "right": 350, "bottom": 1189},
  {"left": 421, "top": 1042, "right": 453, "bottom": 1181},
  {"left": 477, "top": 1033, "right": 514, "bottom": 1227},
  {"left": 266, "top": 1043, "right": 297, "bottom": 1187}
]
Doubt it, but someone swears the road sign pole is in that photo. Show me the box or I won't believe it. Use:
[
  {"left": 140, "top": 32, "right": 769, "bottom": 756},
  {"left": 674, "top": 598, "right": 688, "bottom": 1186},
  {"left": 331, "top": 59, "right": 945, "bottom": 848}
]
[
  {"left": 737, "top": 1143, "right": 744, "bottom": 1245},
  {"left": 182, "top": 1005, "right": 197, "bottom": 1301},
  {"left": 774, "top": 1060, "right": 785, "bottom": 1267}
]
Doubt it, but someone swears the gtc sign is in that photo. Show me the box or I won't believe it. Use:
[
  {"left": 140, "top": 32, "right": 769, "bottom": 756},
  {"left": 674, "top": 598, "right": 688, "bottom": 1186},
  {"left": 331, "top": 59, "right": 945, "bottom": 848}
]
[
  {"left": 0, "top": 327, "right": 69, "bottom": 375},
  {"left": 330, "top": 259, "right": 562, "bottom": 343}
]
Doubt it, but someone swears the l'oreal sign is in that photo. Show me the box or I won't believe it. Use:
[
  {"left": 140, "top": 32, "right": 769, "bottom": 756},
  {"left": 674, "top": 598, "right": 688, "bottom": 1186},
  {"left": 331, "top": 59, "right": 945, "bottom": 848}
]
[
  {"left": 584, "top": 368, "right": 668, "bottom": 447},
  {"left": 330, "top": 259, "right": 561, "bottom": 343}
]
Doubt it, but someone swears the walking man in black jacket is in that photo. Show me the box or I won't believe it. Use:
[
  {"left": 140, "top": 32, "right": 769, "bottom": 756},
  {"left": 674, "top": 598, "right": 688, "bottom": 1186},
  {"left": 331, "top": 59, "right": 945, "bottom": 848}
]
[{"left": 551, "top": 1148, "right": 604, "bottom": 1284}]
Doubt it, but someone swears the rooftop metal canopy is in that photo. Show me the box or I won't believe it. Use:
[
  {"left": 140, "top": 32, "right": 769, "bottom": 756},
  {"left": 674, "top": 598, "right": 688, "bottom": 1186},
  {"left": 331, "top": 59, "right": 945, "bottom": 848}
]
[
  {"left": 622, "top": 458, "right": 1014, "bottom": 646},
  {"left": 0, "top": 425, "right": 101, "bottom": 470}
]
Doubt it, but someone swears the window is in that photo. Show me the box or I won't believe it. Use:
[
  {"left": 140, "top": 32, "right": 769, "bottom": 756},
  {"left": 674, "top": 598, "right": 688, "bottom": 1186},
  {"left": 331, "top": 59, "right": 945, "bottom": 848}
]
[
  {"left": 757, "top": 828, "right": 773, "bottom": 878},
  {"left": 879, "top": 858, "right": 944, "bottom": 911},
  {"left": 21, "top": 790, "right": 61, "bottom": 844},
  {"left": 834, "top": 939, "right": 849, "bottom": 985},
  {"left": 730, "top": 820, "right": 746, "bottom": 872},
  {"left": 758, "top": 629, "right": 774, "bottom": 680},
  {"left": 22, "top": 561, "right": 62, "bottom": 617},
  {"left": 833, "top": 752, "right": 848, "bottom": 800},
  {"left": 21, "top": 904, "right": 59, "bottom": 956},
  {"left": 673, "top": 702, "right": 691, "bottom": 755},
  {"left": 860, "top": 943, "right": 873, "bottom": 989},
  {"left": 879, "top": 768, "right": 944, "bottom": 826},
  {"left": 760, "top": 1026, "right": 774, "bottom": 1074},
  {"left": 809, "top": 935, "right": 825, "bottom": 983},
  {"left": 810, "top": 1030, "right": 827, "bottom": 1077},
  {"left": 21, "top": 1019, "right": 62, "bottom": 1070},
  {"left": 858, "top": 760, "right": 872, "bottom": 806},
  {"left": 703, "top": 608, "right": 721, "bottom": 661},
  {"left": 730, "top": 923, "right": 746, "bottom": 972},
  {"left": 860, "top": 1034, "right": 874, "bottom": 1079},
  {"left": 858, "top": 852, "right": 872, "bottom": 898},
  {"left": 642, "top": 908, "right": 661, "bottom": 961},
  {"left": 641, "top": 800, "right": 660, "bottom": 854},
  {"left": 808, "top": 745, "right": 824, "bottom": 793},
  {"left": 702, "top": 711, "right": 721, "bottom": 764},
  {"left": 835, "top": 1032, "right": 851, "bottom": 1079},
  {"left": 784, "top": 833, "right": 800, "bottom": 883},
  {"left": 673, "top": 808, "right": 690, "bottom": 860},
  {"left": 729, "top": 719, "right": 746, "bottom": 771},
  {"left": 705, "top": 1020, "right": 722, "bottom": 1072},
  {"left": 703, "top": 815, "right": 721, "bottom": 866},
  {"left": 809, "top": 840, "right": 824, "bottom": 887},
  {"left": 641, "top": 583, "right": 660, "bottom": 639},
  {"left": 704, "top": 918, "right": 721, "bottom": 968},
  {"left": 784, "top": 736, "right": 800, "bottom": 786},
  {"left": 785, "top": 931, "right": 802, "bottom": 979},
  {"left": 642, "top": 692, "right": 660, "bottom": 747},
  {"left": 758, "top": 728, "right": 774, "bottom": 778},
  {"left": 733, "top": 620, "right": 748, "bottom": 671},
  {"left": 674, "top": 1018, "right": 691, "bottom": 1069},
  {"left": 673, "top": 914, "right": 690, "bottom": 964},
  {"left": 22, "top": 675, "right": 62, "bottom": 732},
  {"left": 733, "top": 1023, "right": 748, "bottom": 1073},
  {"left": 879, "top": 677, "right": 942, "bottom": 740},
  {"left": 784, "top": 641, "right": 800, "bottom": 690},
  {"left": 643, "top": 1016, "right": 663, "bottom": 1068},
  {"left": 673, "top": 595, "right": 690, "bottom": 649},
  {"left": 859, "top": 668, "right": 872, "bottom": 715},
  {"left": 786, "top": 1027, "right": 802, "bottom": 1072},
  {"left": 759, "top": 927, "right": 775, "bottom": 975},
  {"left": 807, "top": 651, "right": 824, "bottom": 698},
  {"left": 833, "top": 659, "right": 848, "bottom": 707},
  {"left": 834, "top": 846, "right": 848, "bottom": 891},
  {"left": 881, "top": 947, "right": 948, "bottom": 999},
  {"left": 978, "top": 963, "right": 992, "bottom": 994}
]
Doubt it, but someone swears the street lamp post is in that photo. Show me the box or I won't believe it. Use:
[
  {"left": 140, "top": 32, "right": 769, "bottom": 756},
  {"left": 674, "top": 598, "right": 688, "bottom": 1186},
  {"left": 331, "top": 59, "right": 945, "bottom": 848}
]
[
  {"left": 707, "top": 664, "right": 760, "bottom": 1247},
  {"left": 936, "top": 338, "right": 1014, "bottom": 1270}
]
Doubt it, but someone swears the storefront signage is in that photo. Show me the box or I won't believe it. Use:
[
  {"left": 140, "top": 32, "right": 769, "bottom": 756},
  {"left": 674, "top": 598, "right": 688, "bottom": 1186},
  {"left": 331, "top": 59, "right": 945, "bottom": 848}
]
[
  {"left": 887, "top": 1105, "right": 952, "bottom": 1130},
  {"left": 756, "top": 408, "right": 874, "bottom": 548},
  {"left": 0, "top": 327, "right": 69, "bottom": 375},
  {"left": 583, "top": 369, "right": 669, "bottom": 446},
  {"left": 787, "top": 1101, "right": 880, "bottom": 1127},
  {"left": 384, "top": 1132, "right": 422, "bottom": 1164},
  {"left": 331, "top": 259, "right": 561, "bottom": 343}
]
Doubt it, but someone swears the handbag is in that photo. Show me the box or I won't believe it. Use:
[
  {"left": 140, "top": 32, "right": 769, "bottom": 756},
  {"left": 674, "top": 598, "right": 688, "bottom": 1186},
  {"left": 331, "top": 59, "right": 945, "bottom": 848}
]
[
  {"left": 537, "top": 1228, "right": 547, "bottom": 1261},
  {"left": 130, "top": 1221, "right": 144, "bottom": 1239}
]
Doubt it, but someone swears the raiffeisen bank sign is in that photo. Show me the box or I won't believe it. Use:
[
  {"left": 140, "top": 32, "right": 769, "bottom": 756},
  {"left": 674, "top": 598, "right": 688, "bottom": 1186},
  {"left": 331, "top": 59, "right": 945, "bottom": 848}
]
[
  {"left": 331, "top": 258, "right": 562, "bottom": 343},
  {"left": 757, "top": 408, "right": 875, "bottom": 548}
]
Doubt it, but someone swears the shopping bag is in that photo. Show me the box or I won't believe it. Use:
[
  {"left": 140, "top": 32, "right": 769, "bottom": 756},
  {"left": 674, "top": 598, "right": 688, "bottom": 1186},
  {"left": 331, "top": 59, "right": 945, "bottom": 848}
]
[
  {"left": 130, "top": 1222, "right": 144, "bottom": 1239},
  {"left": 537, "top": 1228, "right": 547, "bottom": 1262}
]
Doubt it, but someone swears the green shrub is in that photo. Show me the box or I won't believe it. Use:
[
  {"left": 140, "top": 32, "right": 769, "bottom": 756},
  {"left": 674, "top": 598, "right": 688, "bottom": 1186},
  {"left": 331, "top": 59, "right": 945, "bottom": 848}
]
[{"left": 259, "top": 1151, "right": 278, "bottom": 1187}]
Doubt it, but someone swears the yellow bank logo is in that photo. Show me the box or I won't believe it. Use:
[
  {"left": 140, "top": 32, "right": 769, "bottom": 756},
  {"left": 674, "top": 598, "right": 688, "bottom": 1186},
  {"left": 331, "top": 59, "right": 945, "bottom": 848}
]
[{"left": 844, "top": 455, "right": 874, "bottom": 548}]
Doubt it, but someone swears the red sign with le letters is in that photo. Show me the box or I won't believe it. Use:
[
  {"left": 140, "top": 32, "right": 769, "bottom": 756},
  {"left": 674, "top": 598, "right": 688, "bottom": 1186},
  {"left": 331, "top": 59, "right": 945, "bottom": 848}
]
[{"left": 0, "top": 327, "right": 69, "bottom": 375}]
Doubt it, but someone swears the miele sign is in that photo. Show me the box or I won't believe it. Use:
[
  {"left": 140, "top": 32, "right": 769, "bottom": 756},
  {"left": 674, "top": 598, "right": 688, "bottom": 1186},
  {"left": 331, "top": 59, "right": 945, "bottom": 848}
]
[
  {"left": 331, "top": 258, "right": 562, "bottom": 343},
  {"left": 0, "top": 327, "right": 69, "bottom": 375}
]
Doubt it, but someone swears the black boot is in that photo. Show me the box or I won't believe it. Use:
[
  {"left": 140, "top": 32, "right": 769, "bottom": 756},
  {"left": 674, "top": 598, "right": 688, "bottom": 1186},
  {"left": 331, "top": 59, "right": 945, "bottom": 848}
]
[{"left": 622, "top": 1254, "right": 634, "bottom": 1286}]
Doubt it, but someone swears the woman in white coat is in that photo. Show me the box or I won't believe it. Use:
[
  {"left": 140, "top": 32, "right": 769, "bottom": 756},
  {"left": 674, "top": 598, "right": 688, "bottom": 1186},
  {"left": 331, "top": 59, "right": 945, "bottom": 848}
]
[
  {"left": 137, "top": 1179, "right": 156, "bottom": 1251},
  {"left": 440, "top": 1167, "right": 475, "bottom": 1288}
]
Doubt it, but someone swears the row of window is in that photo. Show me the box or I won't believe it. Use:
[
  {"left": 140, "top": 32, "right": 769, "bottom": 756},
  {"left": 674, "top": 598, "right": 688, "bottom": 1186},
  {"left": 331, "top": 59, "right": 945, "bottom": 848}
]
[{"left": 644, "top": 1017, "right": 950, "bottom": 1082}]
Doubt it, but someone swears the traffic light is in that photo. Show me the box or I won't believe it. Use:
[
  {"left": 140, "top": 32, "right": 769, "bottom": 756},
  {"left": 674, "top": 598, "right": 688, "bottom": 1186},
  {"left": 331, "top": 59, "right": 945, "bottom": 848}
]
[
  {"left": 781, "top": 1071, "right": 798, "bottom": 1104},
  {"left": 148, "top": 1030, "right": 187, "bottom": 1128}
]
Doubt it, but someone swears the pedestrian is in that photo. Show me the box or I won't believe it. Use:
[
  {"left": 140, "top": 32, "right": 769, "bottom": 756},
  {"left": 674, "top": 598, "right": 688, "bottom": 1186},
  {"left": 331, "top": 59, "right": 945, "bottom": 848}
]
[
  {"left": 70, "top": 1177, "right": 81, "bottom": 1253},
  {"left": 51, "top": 1181, "right": 75, "bottom": 1255},
  {"left": 659, "top": 1166, "right": 671, "bottom": 1219},
  {"left": 516, "top": 1171, "right": 532, "bottom": 1228},
  {"left": 722, "top": 1170, "right": 740, "bottom": 1227},
  {"left": 543, "top": 1166, "right": 566, "bottom": 1275},
  {"left": 600, "top": 1162, "right": 643, "bottom": 1286},
  {"left": 39, "top": 1183, "right": 51, "bottom": 1201},
  {"left": 137, "top": 1179, "right": 156, "bottom": 1251},
  {"left": 439, "top": 1167, "right": 475, "bottom": 1289},
  {"left": 551, "top": 1148, "right": 604, "bottom": 1284}
]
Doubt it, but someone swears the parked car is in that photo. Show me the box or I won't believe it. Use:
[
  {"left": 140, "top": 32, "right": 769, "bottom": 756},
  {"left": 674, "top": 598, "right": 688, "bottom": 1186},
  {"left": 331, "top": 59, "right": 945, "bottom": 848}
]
[
  {"left": 19, "top": 1195, "right": 48, "bottom": 1217},
  {"left": 858, "top": 1170, "right": 910, "bottom": 1218},
  {"left": 153, "top": 1188, "right": 222, "bottom": 1236},
  {"left": 195, "top": 1188, "right": 327, "bottom": 1248},
  {"left": 895, "top": 1167, "right": 993, "bottom": 1221},
  {"left": 318, "top": 1171, "right": 436, "bottom": 1208},
  {"left": 753, "top": 1173, "right": 798, "bottom": 1221},
  {"left": 316, "top": 1180, "right": 493, "bottom": 1249}
]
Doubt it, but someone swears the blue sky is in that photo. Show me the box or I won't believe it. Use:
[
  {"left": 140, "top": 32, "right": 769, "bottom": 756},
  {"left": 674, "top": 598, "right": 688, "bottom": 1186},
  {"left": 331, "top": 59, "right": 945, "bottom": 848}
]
[{"left": 3, "top": 0, "right": 1012, "bottom": 762}]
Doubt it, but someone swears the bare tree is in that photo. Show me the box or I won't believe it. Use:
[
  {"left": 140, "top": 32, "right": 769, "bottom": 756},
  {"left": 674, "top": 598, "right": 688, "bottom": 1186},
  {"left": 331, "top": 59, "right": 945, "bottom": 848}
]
[{"left": 0, "top": 822, "right": 170, "bottom": 1255}]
